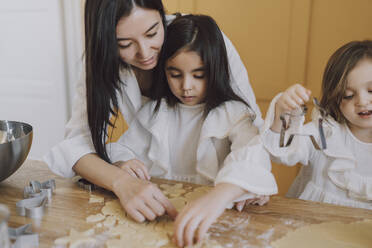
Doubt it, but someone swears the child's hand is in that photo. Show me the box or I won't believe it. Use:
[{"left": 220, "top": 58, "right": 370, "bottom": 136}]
[
  {"left": 234, "top": 195, "right": 270, "bottom": 211},
  {"left": 114, "top": 176, "right": 178, "bottom": 222},
  {"left": 271, "top": 84, "right": 311, "bottom": 132},
  {"left": 173, "top": 183, "right": 245, "bottom": 247},
  {"left": 113, "top": 159, "right": 150, "bottom": 180}
]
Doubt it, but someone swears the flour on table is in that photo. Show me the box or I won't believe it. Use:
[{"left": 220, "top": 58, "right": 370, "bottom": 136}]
[{"left": 271, "top": 220, "right": 372, "bottom": 248}]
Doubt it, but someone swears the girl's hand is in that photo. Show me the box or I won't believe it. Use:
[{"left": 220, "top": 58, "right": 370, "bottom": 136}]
[
  {"left": 174, "top": 183, "right": 245, "bottom": 247},
  {"left": 234, "top": 195, "right": 270, "bottom": 212},
  {"left": 113, "top": 174, "right": 178, "bottom": 222},
  {"left": 271, "top": 84, "right": 311, "bottom": 132},
  {"left": 113, "top": 159, "right": 150, "bottom": 180}
]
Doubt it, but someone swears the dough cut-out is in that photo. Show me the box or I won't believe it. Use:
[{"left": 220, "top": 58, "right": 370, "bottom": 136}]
[
  {"left": 86, "top": 213, "right": 105, "bottom": 223},
  {"left": 89, "top": 194, "right": 104, "bottom": 204},
  {"left": 160, "top": 183, "right": 187, "bottom": 198}
]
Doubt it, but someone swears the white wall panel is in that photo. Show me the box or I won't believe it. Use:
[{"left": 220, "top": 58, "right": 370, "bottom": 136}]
[{"left": 0, "top": 0, "right": 70, "bottom": 159}]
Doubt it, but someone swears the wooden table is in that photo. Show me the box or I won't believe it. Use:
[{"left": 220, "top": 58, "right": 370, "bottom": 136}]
[{"left": 1, "top": 160, "right": 372, "bottom": 247}]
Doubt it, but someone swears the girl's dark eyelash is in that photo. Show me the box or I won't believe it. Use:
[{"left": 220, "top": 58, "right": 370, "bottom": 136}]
[
  {"left": 119, "top": 43, "right": 131, "bottom": 49},
  {"left": 147, "top": 32, "right": 157, "bottom": 37},
  {"left": 170, "top": 74, "right": 181, "bottom": 78},
  {"left": 343, "top": 95, "right": 353, "bottom": 99}
]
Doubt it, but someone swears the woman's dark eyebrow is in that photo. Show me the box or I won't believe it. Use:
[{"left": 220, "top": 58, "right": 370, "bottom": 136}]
[
  {"left": 192, "top": 67, "right": 205, "bottom": 72},
  {"left": 117, "top": 22, "right": 159, "bottom": 41},
  {"left": 166, "top": 66, "right": 180, "bottom": 71},
  {"left": 145, "top": 22, "right": 159, "bottom": 33}
]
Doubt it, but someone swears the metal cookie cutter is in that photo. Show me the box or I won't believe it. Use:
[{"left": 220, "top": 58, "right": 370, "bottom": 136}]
[
  {"left": 16, "top": 179, "right": 56, "bottom": 219},
  {"left": 279, "top": 97, "right": 328, "bottom": 150},
  {"left": 8, "top": 223, "right": 38, "bottom": 248},
  {"left": 16, "top": 196, "right": 47, "bottom": 219},
  {"left": 77, "top": 178, "right": 98, "bottom": 192},
  {"left": 23, "top": 179, "right": 56, "bottom": 199}
]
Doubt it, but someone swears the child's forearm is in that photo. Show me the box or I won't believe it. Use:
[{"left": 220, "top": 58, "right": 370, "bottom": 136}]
[{"left": 213, "top": 183, "right": 247, "bottom": 202}]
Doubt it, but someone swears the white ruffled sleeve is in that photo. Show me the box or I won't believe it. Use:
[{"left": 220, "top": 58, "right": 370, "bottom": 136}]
[
  {"left": 260, "top": 93, "right": 314, "bottom": 166},
  {"left": 214, "top": 102, "right": 278, "bottom": 198},
  {"left": 215, "top": 135, "right": 278, "bottom": 197}
]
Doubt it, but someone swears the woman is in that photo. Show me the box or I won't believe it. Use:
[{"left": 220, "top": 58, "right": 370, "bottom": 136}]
[{"left": 44, "top": 0, "right": 263, "bottom": 225}]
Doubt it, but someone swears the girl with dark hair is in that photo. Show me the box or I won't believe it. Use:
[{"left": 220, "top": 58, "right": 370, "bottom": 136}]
[
  {"left": 111, "top": 14, "right": 277, "bottom": 246},
  {"left": 261, "top": 40, "right": 372, "bottom": 210},
  {"left": 44, "top": 0, "right": 264, "bottom": 229}
]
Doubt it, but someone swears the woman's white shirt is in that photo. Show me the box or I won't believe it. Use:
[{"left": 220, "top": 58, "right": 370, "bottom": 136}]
[
  {"left": 43, "top": 14, "right": 263, "bottom": 178},
  {"left": 44, "top": 70, "right": 143, "bottom": 178}
]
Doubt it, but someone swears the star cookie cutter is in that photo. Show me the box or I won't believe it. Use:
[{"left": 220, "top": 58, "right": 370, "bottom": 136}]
[{"left": 8, "top": 223, "right": 39, "bottom": 248}]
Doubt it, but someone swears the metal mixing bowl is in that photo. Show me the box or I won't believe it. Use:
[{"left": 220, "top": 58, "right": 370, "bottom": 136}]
[{"left": 0, "top": 120, "right": 33, "bottom": 182}]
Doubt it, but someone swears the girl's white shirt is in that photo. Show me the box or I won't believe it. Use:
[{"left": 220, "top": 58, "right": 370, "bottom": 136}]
[
  {"left": 44, "top": 14, "right": 263, "bottom": 179},
  {"left": 109, "top": 100, "right": 277, "bottom": 199},
  {"left": 261, "top": 93, "right": 372, "bottom": 210}
]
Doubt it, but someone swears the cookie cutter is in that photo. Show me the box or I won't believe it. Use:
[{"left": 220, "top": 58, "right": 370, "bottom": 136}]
[
  {"left": 279, "top": 97, "right": 327, "bottom": 150},
  {"left": 23, "top": 179, "right": 56, "bottom": 199},
  {"left": 16, "top": 179, "right": 56, "bottom": 219},
  {"left": 77, "top": 178, "right": 98, "bottom": 192},
  {"left": 8, "top": 223, "right": 38, "bottom": 248},
  {"left": 16, "top": 195, "right": 47, "bottom": 219}
]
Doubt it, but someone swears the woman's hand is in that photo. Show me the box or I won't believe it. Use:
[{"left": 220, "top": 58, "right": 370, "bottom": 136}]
[
  {"left": 112, "top": 171, "right": 178, "bottom": 223},
  {"left": 114, "top": 159, "right": 150, "bottom": 180},
  {"left": 174, "top": 183, "right": 245, "bottom": 247},
  {"left": 234, "top": 195, "right": 270, "bottom": 212},
  {"left": 271, "top": 84, "right": 312, "bottom": 132}
]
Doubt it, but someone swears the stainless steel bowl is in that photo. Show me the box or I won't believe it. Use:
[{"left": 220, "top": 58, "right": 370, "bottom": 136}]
[{"left": 0, "top": 120, "right": 33, "bottom": 182}]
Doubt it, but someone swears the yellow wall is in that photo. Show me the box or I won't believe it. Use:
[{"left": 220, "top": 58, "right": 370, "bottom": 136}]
[{"left": 163, "top": 0, "right": 372, "bottom": 195}]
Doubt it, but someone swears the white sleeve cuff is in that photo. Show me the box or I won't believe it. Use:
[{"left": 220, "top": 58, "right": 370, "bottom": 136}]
[{"left": 215, "top": 139, "right": 278, "bottom": 196}]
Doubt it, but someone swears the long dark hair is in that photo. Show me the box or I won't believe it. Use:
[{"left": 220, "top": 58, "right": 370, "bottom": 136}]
[
  {"left": 320, "top": 40, "right": 372, "bottom": 123},
  {"left": 84, "top": 0, "right": 166, "bottom": 163},
  {"left": 152, "top": 14, "right": 252, "bottom": 116}
]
